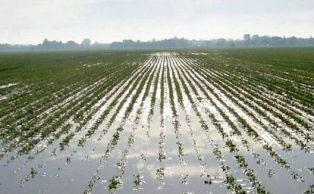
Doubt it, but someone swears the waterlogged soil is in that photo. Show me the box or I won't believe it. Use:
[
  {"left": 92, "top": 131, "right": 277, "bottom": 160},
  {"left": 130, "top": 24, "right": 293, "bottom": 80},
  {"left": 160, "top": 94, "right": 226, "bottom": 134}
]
[{"left": 0, "top": 52, "right": 314, "bottom": 194}]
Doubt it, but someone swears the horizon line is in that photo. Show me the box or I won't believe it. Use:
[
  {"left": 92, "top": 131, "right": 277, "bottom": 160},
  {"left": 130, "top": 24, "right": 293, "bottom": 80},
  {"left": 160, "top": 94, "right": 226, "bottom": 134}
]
[{"left": 2, "top": 34, "right": 314, "bottom": 46}]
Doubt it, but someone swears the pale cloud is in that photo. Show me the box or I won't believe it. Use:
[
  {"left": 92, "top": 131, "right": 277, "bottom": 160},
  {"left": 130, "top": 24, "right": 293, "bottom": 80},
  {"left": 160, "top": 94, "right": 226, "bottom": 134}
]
[{"left": 0, "top": 0, "right": 314, "bottom": 44}]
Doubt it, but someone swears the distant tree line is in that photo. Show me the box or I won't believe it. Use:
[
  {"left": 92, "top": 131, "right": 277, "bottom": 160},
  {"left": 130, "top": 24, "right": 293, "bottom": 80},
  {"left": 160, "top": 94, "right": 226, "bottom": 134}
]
[
  {"left": 200, "top": 34, "right": 314, "bottom": 47},
  {"left": 111, "top": 37, "right": 192, "bottom": 49},
  {"left": 111, "top": 35, "right": 314, "bottom": 48},
  {"left": 37, "top": 38, "right": 110, "bottom": 50},
  {"left": 1, "top": 35, "right": 314, "bottom": 51},
  {"left": 0, "top": 38, "right": 110, "bottom": 51}
]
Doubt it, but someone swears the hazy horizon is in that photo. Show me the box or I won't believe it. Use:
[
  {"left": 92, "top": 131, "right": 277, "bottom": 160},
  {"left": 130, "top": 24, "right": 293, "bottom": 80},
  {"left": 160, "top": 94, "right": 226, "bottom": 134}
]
[{"left": 1, "top": 0, "right": 314, "bottom": 44}]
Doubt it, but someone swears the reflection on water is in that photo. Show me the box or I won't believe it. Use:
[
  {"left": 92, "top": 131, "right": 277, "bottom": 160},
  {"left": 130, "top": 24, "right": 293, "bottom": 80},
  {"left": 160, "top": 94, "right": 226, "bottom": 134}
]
[
  {"left": 1, "top": 142, "right": 313, "bottom": 194},
  {"left": 1, "top": 52, "right": 314, "bottom": 194}
]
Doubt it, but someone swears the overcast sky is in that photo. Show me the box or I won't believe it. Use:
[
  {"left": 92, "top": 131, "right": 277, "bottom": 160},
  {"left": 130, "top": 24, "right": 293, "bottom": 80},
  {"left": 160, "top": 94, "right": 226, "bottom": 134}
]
[{"left": 1, "top": 0, "right": 314, "bottom": 44}]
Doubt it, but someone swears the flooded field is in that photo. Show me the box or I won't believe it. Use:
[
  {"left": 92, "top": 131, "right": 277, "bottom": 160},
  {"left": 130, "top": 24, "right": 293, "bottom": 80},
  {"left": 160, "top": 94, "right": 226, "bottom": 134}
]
[{"left": 0, "top": 49, "right": 314, "bottom": 194}]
